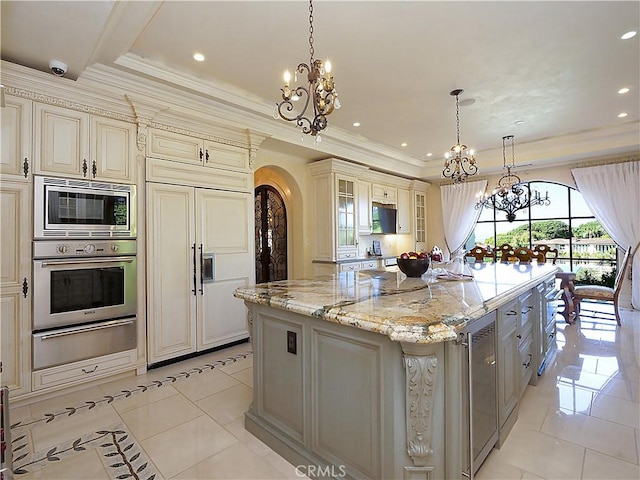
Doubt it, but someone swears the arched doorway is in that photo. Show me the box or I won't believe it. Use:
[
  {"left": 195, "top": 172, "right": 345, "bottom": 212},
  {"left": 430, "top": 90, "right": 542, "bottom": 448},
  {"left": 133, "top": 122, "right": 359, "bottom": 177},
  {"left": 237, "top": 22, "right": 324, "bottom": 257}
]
[{"left": 255, "top": 185, "right": 287, "bottom": 283}]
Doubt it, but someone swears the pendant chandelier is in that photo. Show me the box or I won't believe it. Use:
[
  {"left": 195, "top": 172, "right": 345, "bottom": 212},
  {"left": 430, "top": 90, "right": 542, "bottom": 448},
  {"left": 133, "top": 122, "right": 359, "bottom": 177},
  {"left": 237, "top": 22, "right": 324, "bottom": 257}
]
[
  {"left": 442, "top": 89, "right": 477, "bottom": 184},
  {"left": 476, "top": 135, "right": 550, "bottom": 222},
  {"left": 274, "top": 0, "right": 340, "bottom": 143}
]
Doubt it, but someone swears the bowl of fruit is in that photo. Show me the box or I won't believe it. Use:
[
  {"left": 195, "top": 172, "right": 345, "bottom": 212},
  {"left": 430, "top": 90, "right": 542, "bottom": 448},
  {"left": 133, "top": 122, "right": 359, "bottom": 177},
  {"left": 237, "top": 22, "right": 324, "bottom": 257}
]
[{"left": 397, "top": 252, "right": 430, "bottom": 277}]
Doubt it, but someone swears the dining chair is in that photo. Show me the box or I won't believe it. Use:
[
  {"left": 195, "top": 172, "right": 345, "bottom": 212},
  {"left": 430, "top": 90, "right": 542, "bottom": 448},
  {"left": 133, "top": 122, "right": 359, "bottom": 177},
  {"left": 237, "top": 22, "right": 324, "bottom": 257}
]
[
  {"left": 513, "top": 247, "right": 534, "bottom": 263},
  {"left": 496, "top": 243, "right": 514, "bottom": 262},
  {"left": 467, "top": 246, "right": 493, "bottom": 263},
  {"left": 533, "top": 245, "right": 559, "bottom": 264},
  {"left": 573, "top": 246, "right": 633, "bottom": 326}
]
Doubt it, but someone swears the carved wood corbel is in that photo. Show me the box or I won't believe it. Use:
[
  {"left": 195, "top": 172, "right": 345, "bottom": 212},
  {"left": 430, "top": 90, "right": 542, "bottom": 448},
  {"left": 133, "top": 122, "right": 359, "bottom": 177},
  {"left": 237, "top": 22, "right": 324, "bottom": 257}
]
[{"left": 403, "top": 352, "right": 437, "bottom": 467}]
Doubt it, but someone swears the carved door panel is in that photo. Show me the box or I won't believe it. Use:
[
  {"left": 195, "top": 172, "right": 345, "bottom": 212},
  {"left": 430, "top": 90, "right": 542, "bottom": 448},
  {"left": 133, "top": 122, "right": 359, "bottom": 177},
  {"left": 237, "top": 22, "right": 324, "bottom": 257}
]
[{"left": 255, "top": 186, "right": 287, "bottom": 283}]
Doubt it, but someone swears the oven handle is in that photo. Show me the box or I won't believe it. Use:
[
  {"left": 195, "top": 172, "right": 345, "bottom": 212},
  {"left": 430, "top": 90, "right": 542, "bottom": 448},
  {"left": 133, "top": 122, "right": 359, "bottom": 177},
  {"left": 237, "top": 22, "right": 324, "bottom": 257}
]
[
  {"left": 36, "top": 318, "right": 135, "bottom": 340},
  {"left": 39, "top": 257, "right": 135, "bottom": 267}
]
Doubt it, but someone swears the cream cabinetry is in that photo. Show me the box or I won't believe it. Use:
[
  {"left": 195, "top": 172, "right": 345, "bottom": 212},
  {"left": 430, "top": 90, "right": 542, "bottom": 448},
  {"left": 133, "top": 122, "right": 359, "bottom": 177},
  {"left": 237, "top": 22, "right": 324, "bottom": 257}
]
[
  {"left": 34, "top": 104, "right": 136, "bottom": 182},
  {"left": 497, "top": 289, "right": 539, "bottom": 443},
  {"left": 146, "top": 181, "right": 252, "bottom": 364},
  {"left": 309, "top": 158, "right": 430, "bottom": 261},
  {"left": 1, "top": 95, "right": 32, "bottom": 179},
  {"left": 357, "top": 180, "right": 372, "bottom": 234},
  {"left": 396, "top": 187, "right": 411, "bottom": 234},
  {"left": 32, "top": 350, "right": 137, "bottom": 391},
  {"left": 497, "top": 299, "right": 519, "bottom": 430},
  {"left": 414, "top": 190, "right": 427, "bottom": 250},
  {"left": 360, "top": 259, "right": 381, "bottom": 270},
  {"left": 0, "top": 181, "right": 32, "bottom": 396},
  {"left": 147, "top": 128, "right": 250, "bottom": 173},
  {"left": 371, "top": 183, "right": 396, "bottom": 204},
  {"left": 309, "top": 160, "right": 365, "bottom": 262}
]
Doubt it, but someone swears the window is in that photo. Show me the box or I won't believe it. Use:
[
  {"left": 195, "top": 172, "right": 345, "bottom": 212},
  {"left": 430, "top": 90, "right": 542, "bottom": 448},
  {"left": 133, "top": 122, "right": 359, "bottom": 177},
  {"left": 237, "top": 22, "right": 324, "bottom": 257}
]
[{"left": 468, "top": 181, "right": 618, "bottom": 287}]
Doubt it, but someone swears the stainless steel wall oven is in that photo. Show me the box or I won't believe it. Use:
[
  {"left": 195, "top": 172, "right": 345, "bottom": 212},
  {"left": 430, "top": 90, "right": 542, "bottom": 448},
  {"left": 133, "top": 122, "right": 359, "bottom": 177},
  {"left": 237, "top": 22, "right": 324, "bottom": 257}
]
[{"left": 32, "top": 239, "right": 137, "bottom": 370}]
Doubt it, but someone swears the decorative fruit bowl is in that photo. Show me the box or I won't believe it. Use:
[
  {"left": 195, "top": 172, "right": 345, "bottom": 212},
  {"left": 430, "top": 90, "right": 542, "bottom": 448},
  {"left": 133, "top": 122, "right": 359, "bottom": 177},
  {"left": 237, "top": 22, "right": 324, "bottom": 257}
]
[{"left": 397, "top": 255, "right": 430, "bottom": 277}]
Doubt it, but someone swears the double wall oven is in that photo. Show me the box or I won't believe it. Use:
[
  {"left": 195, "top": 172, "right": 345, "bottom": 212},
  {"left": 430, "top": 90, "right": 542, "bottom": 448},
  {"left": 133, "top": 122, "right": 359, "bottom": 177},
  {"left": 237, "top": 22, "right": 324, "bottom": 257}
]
[{"left": 32, "top": 176, "right": 137, "bottom": 370}]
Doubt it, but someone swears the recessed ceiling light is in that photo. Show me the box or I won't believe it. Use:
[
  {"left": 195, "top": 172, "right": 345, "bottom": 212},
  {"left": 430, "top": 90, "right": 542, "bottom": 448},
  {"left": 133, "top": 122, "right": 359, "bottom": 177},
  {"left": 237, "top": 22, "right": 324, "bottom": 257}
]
[
  {"left": 515, "top": 120, "right": 524, "bottom": 125},
  {"left": 193, "top": 53, "right": 205, "bottom": 62},
  {"left": 401, "top": 142, "right": 408, "bottom": 147},
  {"left": 618, "top": 87, "right": 630, "bottom": 94},
  {"left": 459, "top": 98, "right": 476, "bottom": 107},
  {"left": 352, "top": 122, "right": 360, "bottom": 127},
  {"left": 426, "top": 153, "right": 433, "bottom": 157},
  {"left": 618, "top": 112, "right": 628, "bottom": 118},
  {"left": 621, "top": 31, "right": 637, "bottom": 40}
]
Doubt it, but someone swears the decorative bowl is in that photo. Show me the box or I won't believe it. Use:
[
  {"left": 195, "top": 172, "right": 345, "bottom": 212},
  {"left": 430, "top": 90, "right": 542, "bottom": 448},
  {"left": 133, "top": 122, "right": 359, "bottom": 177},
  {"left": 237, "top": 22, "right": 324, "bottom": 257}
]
[{"left": 397, "top": 257, "right": 430, "bottom": 277}]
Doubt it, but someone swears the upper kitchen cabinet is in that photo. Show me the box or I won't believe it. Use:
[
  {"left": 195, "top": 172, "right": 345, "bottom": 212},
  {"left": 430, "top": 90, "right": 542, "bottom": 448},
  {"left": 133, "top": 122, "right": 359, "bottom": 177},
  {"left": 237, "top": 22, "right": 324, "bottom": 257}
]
[
  {"left": 309, "top": 159, "right": 368, "bottom": 262},
  {"left": 371, "top": 183, "right": 397, "bottom": 204},
  {"left": 411, "top": 181, "right": 430, "bottom": 251},
  {"left": 396, "top": 188, "right": 411, "bottom": 235},
  {"left": 34, "top": 103, "right": 136, "bottom": 183},
  {"left": 147, "top": 128, "right": 250, "bottom": 173},
  {"left": 357, "top": 180, "right": 372, "bottom": 235},
  {"left": 414, "top": 190, "right": 427, "bottom": 249},
  {"left": 1, "top": 96, "right": 32, "bottom": 180}
]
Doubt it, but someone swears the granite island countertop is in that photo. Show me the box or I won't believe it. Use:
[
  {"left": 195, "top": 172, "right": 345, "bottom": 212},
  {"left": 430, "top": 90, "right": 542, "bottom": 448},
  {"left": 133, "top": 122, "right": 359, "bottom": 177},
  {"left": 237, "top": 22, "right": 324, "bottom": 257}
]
[{"left": 234, "top": 262, "right": 559, "bottom": 344}]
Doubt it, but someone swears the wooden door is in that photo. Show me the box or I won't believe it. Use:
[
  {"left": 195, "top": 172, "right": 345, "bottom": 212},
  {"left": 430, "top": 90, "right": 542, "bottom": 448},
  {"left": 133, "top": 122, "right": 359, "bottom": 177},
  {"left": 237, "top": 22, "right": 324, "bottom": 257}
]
[
  {"left": 255, "top": 185, "right": 288, "bottom": 284},
  {"left": 146, "top": 183, "right": 197, "bottom": 363}
]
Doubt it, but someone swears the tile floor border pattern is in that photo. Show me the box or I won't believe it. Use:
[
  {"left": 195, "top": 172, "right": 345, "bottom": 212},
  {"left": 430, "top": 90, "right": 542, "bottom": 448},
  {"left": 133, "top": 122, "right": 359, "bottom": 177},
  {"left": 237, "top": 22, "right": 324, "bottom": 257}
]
[
  {"left": 12, "top": 423, "right": 163, "bottom": 479},
  {"left": 9, "top": 351, "right": 253, "bottom": 431}
]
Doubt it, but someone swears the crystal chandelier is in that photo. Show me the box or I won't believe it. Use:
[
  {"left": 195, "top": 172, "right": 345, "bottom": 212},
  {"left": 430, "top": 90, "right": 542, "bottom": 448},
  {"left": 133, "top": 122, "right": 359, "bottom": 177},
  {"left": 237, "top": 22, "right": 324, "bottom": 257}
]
[
  {"left": 442, "top": 89, "right": 477, "bottom": 184},
  {"left": 476, "top": 135, "right": 550, "bottom": 222},
  {"left": 275, "top": 0, "right": 340, "bottom": 143}
]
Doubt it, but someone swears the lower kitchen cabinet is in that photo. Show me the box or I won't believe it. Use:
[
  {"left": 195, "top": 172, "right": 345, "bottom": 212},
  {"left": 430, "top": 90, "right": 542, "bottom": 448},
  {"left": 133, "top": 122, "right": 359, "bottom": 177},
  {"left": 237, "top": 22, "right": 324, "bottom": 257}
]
[
  {"left": 496, "top": 288, "right": 542, "bottom": 445},
  {"left": 32, "top": 350, "right": 137, "bottom": 391},
  {"left": 497, "top": 299, "right": 519, "bottom": 430},
  {"left": 146, "top": 182, "right": 252, "bottom": 364}
]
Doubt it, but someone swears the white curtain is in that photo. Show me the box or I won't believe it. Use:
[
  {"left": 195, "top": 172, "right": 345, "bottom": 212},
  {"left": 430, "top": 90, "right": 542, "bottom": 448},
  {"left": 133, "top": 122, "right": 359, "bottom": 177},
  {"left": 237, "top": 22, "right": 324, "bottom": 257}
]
[
  {"left": 440, "top": 179, "right": 487, "bottom": 261},
  {"left": 572, "top": 161, "right": 640, "bottom": 309}
]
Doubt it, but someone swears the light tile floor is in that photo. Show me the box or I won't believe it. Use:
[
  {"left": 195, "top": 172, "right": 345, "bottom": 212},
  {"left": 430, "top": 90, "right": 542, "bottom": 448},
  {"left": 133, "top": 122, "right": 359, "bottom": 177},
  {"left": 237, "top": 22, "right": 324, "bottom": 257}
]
[{"left": 7, "top": 303, "right": 640, "bottom": 479}]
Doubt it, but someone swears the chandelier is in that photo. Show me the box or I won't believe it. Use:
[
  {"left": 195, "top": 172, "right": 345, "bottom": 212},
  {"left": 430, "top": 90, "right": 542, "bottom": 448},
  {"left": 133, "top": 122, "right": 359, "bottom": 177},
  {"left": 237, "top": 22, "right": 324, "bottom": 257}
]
[
  {"left": 275, "top": 0, "right": 340, "bottom": 143},
  {"left": 442, "top": 89, "right": 477, "bottom": 184},
  {"left": 476, "top": 135, "right": 550, "bottom": 222}
]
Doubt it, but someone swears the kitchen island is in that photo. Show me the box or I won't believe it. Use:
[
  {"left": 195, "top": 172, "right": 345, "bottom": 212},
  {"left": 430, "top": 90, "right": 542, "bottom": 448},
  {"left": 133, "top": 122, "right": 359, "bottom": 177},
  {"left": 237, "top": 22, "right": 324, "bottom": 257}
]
[{"left": 234, "top": 263, "right": 558, "bottom": 479}]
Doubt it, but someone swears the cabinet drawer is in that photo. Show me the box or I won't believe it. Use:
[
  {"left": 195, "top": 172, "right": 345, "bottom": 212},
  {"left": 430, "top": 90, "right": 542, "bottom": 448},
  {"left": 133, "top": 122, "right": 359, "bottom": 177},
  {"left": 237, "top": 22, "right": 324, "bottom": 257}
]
[
  {"left": 519, "top": 334, "right": 534, "bottom": 393},
  {"left": 371, "top": 184, "right": 397, "bottom": 203},
  {"left": 339, "top": 262, "right": 361, "bottom": 272},
  {"left": 148, "top": 129, "right": 201, "bottom": 163},
  {"left": 32, "top": 349, "right": 137, "bottom": 391},
  {"left": 204, "top": 142, "right": 249, "bottom": 172},
  {"left": 360, "top": 260, "right": 380, "bottom": 270},
  {"left": 498, "top": 301, "right": 518, "bottom": 333},
  {"left": 544, "top": 321, "right": 556, "bottom": 352},
  {"left": 337, "top": 251, "right": 357, "bottom": 260}
]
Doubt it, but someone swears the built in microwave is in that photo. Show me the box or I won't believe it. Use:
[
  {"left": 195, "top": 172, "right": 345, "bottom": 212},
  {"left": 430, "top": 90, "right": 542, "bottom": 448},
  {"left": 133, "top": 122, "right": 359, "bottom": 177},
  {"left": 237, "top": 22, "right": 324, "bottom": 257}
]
[{"left": 34, "top": 176, "right": 136, "bottom": 238}]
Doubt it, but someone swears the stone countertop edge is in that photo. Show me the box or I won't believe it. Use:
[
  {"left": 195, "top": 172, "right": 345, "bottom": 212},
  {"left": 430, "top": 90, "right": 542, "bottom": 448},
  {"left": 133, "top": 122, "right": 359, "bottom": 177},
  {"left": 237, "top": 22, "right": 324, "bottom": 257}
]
[
  {"left": 312, "top": 255, "right": 397, "bottom": 265},
  {"left": 234, "top": 265, "right": 559, "bottom": 344}
]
